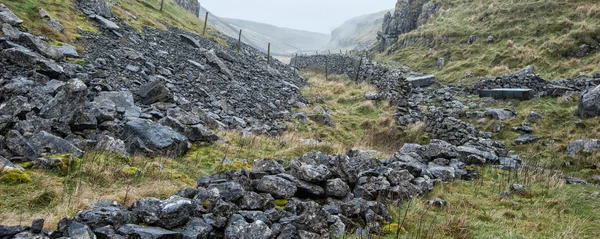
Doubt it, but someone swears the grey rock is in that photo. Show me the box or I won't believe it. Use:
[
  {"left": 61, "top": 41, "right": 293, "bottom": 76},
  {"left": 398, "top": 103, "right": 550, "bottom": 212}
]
[
  {"left": 252, "top": 160, "right": 285, "bottom": 175},
  {"left": 117, "top": 224, "right": 181, "bottom": 239},
  {"left": 456, "top": 146, "right": 498, "bottom": 164},
  {"left": 39, "top": 9, "right": 64, "bottom": 32},
  {"left": 291, "top": 112, "right": 309, "bottom": 124},
  {"left": 224, "top": 214, "right": 271, "bottom": 239},
  {"left": 510, "top": 184, "right": 527, "bottom": 194},
  {"left": 428, "top": 163, "right": 455, "bottom": 181},
  {"left": 289, "top": 160, "right": 331, "bottom": 183},
  {"left": 5, "top": 130, "right": 38, "bottom": 160},
  {"left": 0, "top": 3, "right": 23, "bottom": 26},
  {"left": 31, "top": 219, "right": 44, "bottom": 234},
  {"left": 364, "top": 92, "right": 381, "bottom": 100},
  {"left": 255, "top": 175, "right": 297, "bottom": 199},
  {"left": 566, "top": 178, "right": 588, "bottom": 185},
  {"left": 512, "top": 134, "right": 540, "bottom": 145},
  {"left": 325, "top": 178, "right": 351, "bottom": 198},
  {"left": 204, "top": 49, "right": 233, "bottom": 78},
  {"left": 428, "top": 197, "right": 447, "bottom": 208},
  {"left": 1, "top": 47, "right": 45, "bottom": 67},
  {"left": 181, "top": 218, "right": 212, "bottom": 239},
  {"left": 421, "top": 139, "right": 457, "bottom": 160},
  {"left": 130, "top": 196, "right": 192, "bottom": 229},
  {"left": 298, "top": 230, "right": 320, "bottom": 239},
  {"left": 136, "top": 81, "right": 173, "bottom": 105},
  {"left": 95, "top": 135, "right": 129, "bottom": 157},
  {"left": 179, "top": 34, "right": 201, "bottom": 48},
  {"left": 1, "top": 23, "right": 21, "bottom": 40},
  {"left": 58, "top": 43, "right": 79, "bottom": 58},
  {"left": 0, "top": 225, "right": 25, "bottom": 239},
  {"left": 74, "top": 200, "right": 133, "bottom": 230},
  {"left": 353, "top": 176, "right": 391, "bottom": 200},
  {"left": 578, "top": 85, "right": 600, "bottom": 119},
  {"left": 407, "top": 75, "right": 437, "bottom": 87},
  {"left": 123, "top": 118, "right": 189, "bottom": 155},
  {"left": 92, "top": 15, "right": 119, "bottom": 30},
  {"left": 308, "top": 113, "right": 335, "bottom": 128},
  {"left": 40, "top": 78, "right": 87, "bottom": 123},
  {"left": 206, "top": 181, "right": 244, "bottom": 202},
  {"left": 0, "top": 155, "right": 23, "bottom": 171},
  {"left": 485, "top": 108, "right": 516, "bottom": 120},
  {"left": 18, "top": 33, "right": 63, "bottom": 60},
  {"left": 79, "top": 0, "right": 113, "bottom": 18},
  {"left": 30, "top": 131, "right": 83, "bottom": 157},
  {"left": 94, "top": 91, "right": 141, "bottom": 118},
  {"left": 67, "top": 221, "right": 96, "bottom": 239}
]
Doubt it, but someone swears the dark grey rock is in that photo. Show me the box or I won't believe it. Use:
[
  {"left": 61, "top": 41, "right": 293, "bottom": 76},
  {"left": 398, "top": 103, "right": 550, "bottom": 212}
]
[
  {"left": 325, "top": 178, "right": 351, "bottom": 198},
  {"left": 204, "top": 49, "right": 233, "bottom": 78},
  {"left": 117, "top": 224, "right": 181, "bottom": 239},
  {"left": 30, "top": 131, "right": 83, "bottom": 157},
  {"left": 0, "top": 225, "right": 25, "bottom": 239},
  {"left": 526, "top": 113, "right": 543, "bottom": 124},
  {"left": 92, "top": 15, "right": 119, "bottom": 30},
  {"left": 181, "top": 218, "right": 212, "bottom": 239},
  {"left": 456, "top": 146, "right": 498, "bottom": 164},
  {"left": 252, "top": 160, "right": 285, "bottom": 175},
  {"left": 428, "top": 163, "right": 455, "bottom": 181},
  {"left": 566, "top": 178, "right": 588, "bottom": 185},
  {"left": 79, "top": 0, "right": 113, "bottom": 17},
  {"left": 123, "top": 118, "right": 189, "bottom": 156},
  {"left": 74, "top": 201, "right": 133, "bottom": 230},
  {"left": 39, "top": 9, "right": 64, "bottom": 32},
  {"left": 67, "top": 221, "right": 95, "bottom": 239},
  {"left": 308, "top": 113, "right": 335, "bottom": 127},
  {"left": 0, "top": 3, "right": 23, "bottom": 26},
  {"left": 2, "top": 23, "right": 21, "bottom": 40},
  {"left": 18, "top": 33, "right": 63, "bottom": 60},
  {"left": 255, "top": 175, "right": 297, "bottom": 199},
  {"left": 478, "top": 89, "right": 535, "bottom": 100},
  {"left": 485, "top": 108, "right": 516, "bottom": 120},
  {"left": 512, "top": 134, "right": 540, "bottom": 145},
  {"left": 130, "top": 196, "right": 192, "bottom": 229},
  {"left": 94, "top": 91, "right": 141, "bottom": 118},
  {"left": 0, "top": 155, "right": 23, "bottom": 170},
  {"left": 179, "top": 34, "right": 202, "bottom": 48},
  {"left": 407, "top": 75, "right": 437, "bottom": 87},
  {"left": 136, "top": 81, "right": 173, "bottom": 105},
  {"left": 224, "top": 214, "right": 271, "bottom": 239},
  {"left": 578, "top": 85, "right": 600, "bottom": 119},
  {"left": 289, "top": 160, "right": 331, "bottom": 183},
  {"left": 428, "top": 197, "right": 447, "bottom": 208}
]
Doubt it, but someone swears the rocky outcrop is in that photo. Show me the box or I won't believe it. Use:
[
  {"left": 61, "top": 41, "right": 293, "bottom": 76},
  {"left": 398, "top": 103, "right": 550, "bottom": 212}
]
[
  {"left": 0, "top": 3, "right": 23, "bottom": 26},
  {"left": 377, "top": 0, "right": 437, "bottom": 51},
  {"left": 175, "top": 0, "right": 201, "bottom": 17},
  {"left": 77, "top": 0, "right": 113, "bottom": 18}
]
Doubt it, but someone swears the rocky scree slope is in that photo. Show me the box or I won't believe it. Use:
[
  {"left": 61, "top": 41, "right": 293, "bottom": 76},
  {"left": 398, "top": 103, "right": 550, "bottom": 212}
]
[{"left": 0, "top": 1, "right": 306, "bottom": 163}]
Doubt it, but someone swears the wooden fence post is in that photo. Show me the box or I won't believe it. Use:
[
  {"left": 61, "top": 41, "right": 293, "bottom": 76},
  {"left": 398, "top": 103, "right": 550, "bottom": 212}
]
[
  {"left": 294, "top": 53, "right": 298, "bottom": 74},
  {"left": 325, "top": 54, "right": 329, "bottom": 80},
  {"left": 267, "top": 43, "right": 271, "bottom": 65},
  {"left": 355, "top": 54, "right": 363, "bottom": 82},
  {"left": 237, "top": 29, "right": 242, "bottom": 53},
  {"left": 202, "top": 12, "right": 209, "bottom": 36}
]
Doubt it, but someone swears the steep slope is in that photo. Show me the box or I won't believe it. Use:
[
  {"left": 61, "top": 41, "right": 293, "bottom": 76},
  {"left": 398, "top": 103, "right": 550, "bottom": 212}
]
[
  {"left": 376, "top": 0, "right": 600, "bottom": 83},
  {"left": 323, "top": 10, "right": 391, "bottom": 51},
  {"left": 200, "top": 7, "right": 329, "bottom": 56}
]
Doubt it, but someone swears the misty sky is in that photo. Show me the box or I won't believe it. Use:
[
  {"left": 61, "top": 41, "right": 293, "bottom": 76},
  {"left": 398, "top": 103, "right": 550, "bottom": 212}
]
[{"left": 201, "top": 0, "right": 396, "bottom": 34}]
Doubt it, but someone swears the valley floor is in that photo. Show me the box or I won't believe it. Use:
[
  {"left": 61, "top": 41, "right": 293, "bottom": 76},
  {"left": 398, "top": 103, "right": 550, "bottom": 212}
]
[{"left": 2, "top": 71, "right": 598, "bottom": 238}]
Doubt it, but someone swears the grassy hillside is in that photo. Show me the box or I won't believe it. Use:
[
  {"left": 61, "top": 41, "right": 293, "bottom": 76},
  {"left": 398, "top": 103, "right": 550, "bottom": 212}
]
[
  {"left": 2, "top": 0, "right": 225, "bottom": 47},
  {"left": 378, "top": 0, "right": 600, "bottom": 83}
]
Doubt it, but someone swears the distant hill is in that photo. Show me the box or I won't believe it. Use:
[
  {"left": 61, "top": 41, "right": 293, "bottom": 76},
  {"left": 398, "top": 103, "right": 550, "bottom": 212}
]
[
  {"left": 200, "top": 7, "right": 329, "bottom": 56},
  {"left": 323, "top": 10, "right": 391, "bottom": 51}
]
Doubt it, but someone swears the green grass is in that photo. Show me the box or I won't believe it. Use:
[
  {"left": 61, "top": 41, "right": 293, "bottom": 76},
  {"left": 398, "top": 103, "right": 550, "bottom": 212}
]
[
  {"left": 467, "top": 96, "right": 600, "bottom": 180},
  {"left": 370, "top": 166, "right": 600, "bottom": 239},
  {"left": 3, "top": 0, "right": 227, "bottom": 50},
  {"left": 378, "top": 0, "right": 600, "bottom": 83}
]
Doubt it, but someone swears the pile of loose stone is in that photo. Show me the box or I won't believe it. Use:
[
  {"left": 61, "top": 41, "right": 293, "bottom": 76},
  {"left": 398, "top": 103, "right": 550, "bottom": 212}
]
[
  {"left": 0, "top": 137, "right": 523, "bottom": 238},
  {"left": 0, "top": 2, "right": 306, "bottom": 164}
]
